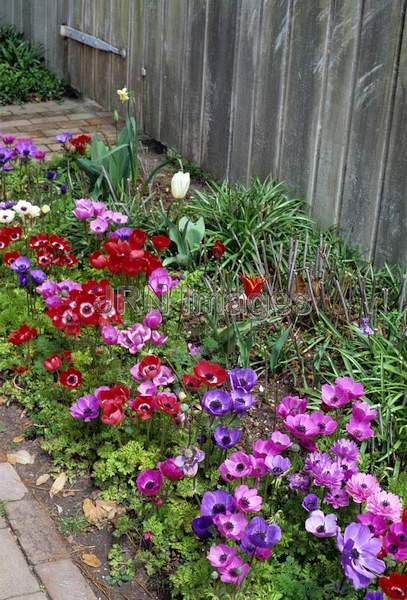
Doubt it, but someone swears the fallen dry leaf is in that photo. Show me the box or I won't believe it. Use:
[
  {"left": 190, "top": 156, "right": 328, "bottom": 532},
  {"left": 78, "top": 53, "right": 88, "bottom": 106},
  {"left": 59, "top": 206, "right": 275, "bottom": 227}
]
[
  {"left": 0, "top": 396, "right": 7, "bottom": 405},
  {"left": 36, "top": 473, "right": 50, "bottom": 486},
  {"left": 82, "top": 553, "right": 101, "bottom": 568},
  {"left": 62, "top": 490, "right": 75, "bottom": 497},
  {"left": 12, "top": 435, "right": 24, "bottom": 444},
  {"left": 49, "top": 472, "right": 67, "bottom": 497},
  {"left": 7, "top": 450, "right": 34, "bottom": 465},
  {"left": 83, "top": 498, "right": 125, "bottom": 528},
  {"left": 55, "top": 504, "right": 63, "bottom": 514}
]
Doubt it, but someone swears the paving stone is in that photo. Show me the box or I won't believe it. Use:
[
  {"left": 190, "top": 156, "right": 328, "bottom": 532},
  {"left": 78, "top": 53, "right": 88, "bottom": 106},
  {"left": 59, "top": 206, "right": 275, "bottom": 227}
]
[
  {"left": 67, "top": 112, "right": 98, "bottom": 120},
  {"left": 1, "top": 119, "right": 31, "bottom": 127},
  {"left": 35, "top": 559, "right": 96, "bottom": 600},
  {"left": 0, "top": 463, "right": 27, "bottom": 501},
  {"left": 7, "top": 498, "right": 69, "bottom": 565},
  {"left": 0, "top": 517, "right": 6, "bottom": 528},
  {"left": 29, "top": 116, "right": 66, "bottom": 124},
  {"left": 15, "top": 594, "right": 48, "bottom": 600},
  {"left": 0, "top": 529, "right": 40, "bottom": 599}
]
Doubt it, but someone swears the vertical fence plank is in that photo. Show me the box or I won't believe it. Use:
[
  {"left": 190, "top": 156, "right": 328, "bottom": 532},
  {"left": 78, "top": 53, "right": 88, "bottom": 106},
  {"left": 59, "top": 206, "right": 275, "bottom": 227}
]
[
  {"left": 312, "top": 0, "right": 363, "bottom": 226},
  {"left": 339, "top": 0, "right": 405, "bottom": 259},
  {"left": 143, "top": 0, "right": 164, "bottom": 139},
  {"left": 278, "top": 0, "right": 330, "bottom": 200},
  {"left": 228, "top": 0, "right": 262, "bottom": 182},
  {"left": 66, "top": 0, "right": 84, "bottom": 92},
  {"left": 250, "top": 0, "right": 292, "bottom": 181},
  {"left": 110, "top": 0, "right": 130, "bottom": 113},
  {"left": 78, "top": 0, "right": 95, "bottom": 100},
  {"left": 127, "top": 0, "right": 145, "bottom": 126},
  {"left": 373, "top": 5, "right": 407, "bottom": 265},
  {"left": 159, "top": 0, "right": 188, "bottom": 150},
  {"left": 200, "top": 0, "right": 239, "bottom": 178},
  {"left": 93, "top": 0, "right": 112, "bottom": 110}
]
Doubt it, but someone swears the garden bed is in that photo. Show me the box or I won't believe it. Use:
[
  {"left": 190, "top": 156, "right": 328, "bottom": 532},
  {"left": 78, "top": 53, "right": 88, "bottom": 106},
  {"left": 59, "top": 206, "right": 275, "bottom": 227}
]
[{"left": 0, "top": 96, "right": 406, "bottom": 600}]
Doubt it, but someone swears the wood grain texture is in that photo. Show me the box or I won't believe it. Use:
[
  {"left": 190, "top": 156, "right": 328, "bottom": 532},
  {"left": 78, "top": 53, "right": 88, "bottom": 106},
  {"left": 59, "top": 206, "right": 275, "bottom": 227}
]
[{"left": 143, "top": 0, "right": 164, "bottom": 139}]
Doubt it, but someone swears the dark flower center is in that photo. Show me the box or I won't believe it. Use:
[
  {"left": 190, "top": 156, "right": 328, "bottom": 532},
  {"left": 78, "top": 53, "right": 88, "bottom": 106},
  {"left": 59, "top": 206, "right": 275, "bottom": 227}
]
[
  {"left": 351, "top": 548, "right": 360, "bottom": 560},
  {"left": 361, "top": 483, "right": 367, "bottom": 489},
  {"left": 236, "top": 463, "right": 245, "bottom": 472},
  {"left": 205, "top": 373, "right": 215, "bottom": 382},
  {"left": 220, "top": 553, "right": 228, "bottom": 563},
  {"left": 399, "top": 534, "right": 407, "bottom": 542},
  {"left": 316, "top": 525, "right": 325, "bottom": 533},
  {"left": 145, "top": 481, "right": 155, "bottom": 489},
  {"left": 229, "top": 568, "right": 241, "bottom": 577},
  {"left": 210, "top": 400, "right": 222, "bottom": 410},
  {"left": 382, "top": 501, "right": 390, "bottom": 507},
  {"left": 238, "top": 378, "right": 247, "bottom": 386},
  {"left": 318, "top": 423, "right": 326, "bottom": 430},
  {"left": 222, "top": 436, "right": 231, "bottom": 445},
  {"left": 225, "top": 521, "right": 234, "bottom": 531},
  {"left": 272, "top": 467, "right": 283, "bottom": 476},
  {"left": 67, "top": 375, "right": 77, "bottom": 384},
  {"left": 83, "top": 408, "right": 93, "bottom": 415},
  {"left": 212, "top": 503, "right": 225, "bottom": 515},
  {"left": 241, "top": 498, "right": 250, "bottom": 508},
  {"left": 388, "top": 543, "right": 398, "bottom": 554},
  {"left": 296, "top": 425, "right": 306, "bottom": 433}
]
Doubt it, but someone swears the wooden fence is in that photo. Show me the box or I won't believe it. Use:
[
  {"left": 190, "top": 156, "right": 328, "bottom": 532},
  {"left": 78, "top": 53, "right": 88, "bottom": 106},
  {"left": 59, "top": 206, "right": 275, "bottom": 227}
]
[{"left": 1, "top": 0, "right": 406, "bottom": 265}]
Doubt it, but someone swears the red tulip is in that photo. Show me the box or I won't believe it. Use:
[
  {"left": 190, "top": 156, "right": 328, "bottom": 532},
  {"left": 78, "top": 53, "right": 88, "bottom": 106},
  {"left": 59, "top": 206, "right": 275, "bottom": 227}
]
[
  {"left": 212, "top": 240, "right": 226, "bottom": 259},
  {"left": 89, "top": 251, "right": 108, "bottom": 269},
  {"left": 380, "top": 573, "right": 407, "bottom": 599},
  {"left": 59, "top": 368, "right": 82, "bottom": 389},
  {"left": 8, "top": 324, "right": 38, "bottom": 346},
  {"left": 43, "top": 354, "right": 62, "bottom": 372},
  {"left": 240, "top": 274, "right": 267, "bottom": 298},
  {"left": 139, "top": 355, "right": 161, "bottom": 379},
  {"left": 151, "top": 235, "right": 172, "bottom": 252},
  {"left": 193, "top": 360, "right": 228, "bottom": 387}
]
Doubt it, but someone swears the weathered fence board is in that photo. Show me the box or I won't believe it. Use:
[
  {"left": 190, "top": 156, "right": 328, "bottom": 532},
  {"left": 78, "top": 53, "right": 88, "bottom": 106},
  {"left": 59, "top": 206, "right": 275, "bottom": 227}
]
[{"left": 0, "top": 0, "right": 406, "bottom": 265}]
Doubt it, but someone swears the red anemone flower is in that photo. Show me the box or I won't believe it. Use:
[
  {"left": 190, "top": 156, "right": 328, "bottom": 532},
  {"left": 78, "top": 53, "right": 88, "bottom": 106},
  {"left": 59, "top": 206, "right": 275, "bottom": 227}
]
[
  {"left": 193, "top": 360, "right": 228, "bottom": 387},
  {"left": 151, "top": 235, "right": 172, "bottom": 252},
  {"left": 154, "top": 393, "right": 180, "bottom": 416},
  {"left": 212, "top": 240, "right": 226, "bottom": 259},
  {"left": 0, "top": 233, "right": 11, "bottom": 250},
  {"left": 59, "top": 368, "right": 82, "bottom": 389},
  {"left": 43, "top": 354, "right": 62, "bottom": 372},
  {"left": 139, "top": 355, "right": 161, "bottom": 379},
  {"left": 240, "top": 274, "right": 267, "bottom": 298},
  {"left": 8, "top": 324, "right": 38, "bottom": 345},
  {"left": 89, "top": 250, "right": 108, "bottom": 269},
  {"left": 69, "top": 133, "right": 91, "bottom": 155},
  {"left": 3, "top": 250, "right": 20, "bottom": 266},
  {"left": 380, "top": 573, "right": 407, "bottom": 599},
  {"left": 130, "top": 395, "right": 155, "bottom": 420},
  {"left": 182, "top": 374, "right": 202, "bottom": 389},
  {"left": 100, "top": 400, "right": 125, "bottom": 425}
]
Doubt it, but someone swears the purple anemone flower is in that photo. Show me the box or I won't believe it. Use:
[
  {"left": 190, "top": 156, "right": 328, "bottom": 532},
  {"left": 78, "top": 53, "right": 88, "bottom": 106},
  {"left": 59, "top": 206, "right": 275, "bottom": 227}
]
[
  {"left": 265, "top": 454, "right": 291, "bottom": 477},
  {"left": 325, "top": 487, "right": 350, "bottom": 509},
  {"left": 246, "top": 516, "right": 281, "bottom": 549},
  {"left": 18, "top": 274, "right": 28, "bottom": 287},
  {"left": 201, "top": 389, "right": 232, "bottom": 417},
  {"left": 109, "top": 226, "right": 133, "bottom": 240},
  {"left": 143, "top": 309, "right": 162, "bottom": 330},
  {"left": 288, "top": 472, "right": 311, "bottom": 492},
  {"left": 207, "top": 543, "right": 237, "bottom": 568},
  {"left": 309, "top": 411, "right": 338, "bottom": 436},
  {"left": 363, "top": 593, "right": 383, "bottom": 600},
  {"left": 30, "top": 269, "right": 47, "bottom": 284},
  {"left": 213, "top": 425, "right": 241, "bottom": 449},
  {"left": 192, "top": 516, "right": 213, "bottom": 540},
  {"left": 302, "top": 494, "right": 319, "bottom": 512},
  {"left": 0, "top": 146, "right": 13, "bottom": 163},
  {"left": 136, "top": 469, "right": 162, "bottom": 496},
  {"left": 200, "top": 490, "right": 234, "bottom": 518},
  {"left": 337, "top": 523, "right": 385, "bottom": 589},
  {"left": 228, "top": 367, "right": 257, "bottom": 392},
  {"left": 46, "top": 170, "right": 57, "bottom": 180},
  {"left": 11, "top": 256, "right": 32, "bottom": 273},
  {"left": 70, "top": 395, "right": 99, "bottom": 422},
  {"left": 101, "top": 324, "right": 119, "bottom": 345},
  {"left": 90, "top": 217, "right": 109, "bottom": 234},
  {"left": 148, "top": 267, "right": 179, "bottom": 297},
  {"left": 331, "top": 438, "right": 360, "bottom": 461},
  {"left": 213, "top": 511, "right": 248, "bottom": 540},
  {"left": 231, "top": 389, "right": 256, "bottom": 414},
  {"left": 360, "top": 317, "right": 374, "bottom": 336},
  {"left": 352, "top": 401, "right": 377, "bottom": 422},
  {"left": 305, "top": 510, "right": 338, "bottom": 538},
  {"left": 346, "top": 418, "right": 374, "bottom": 442},
  {"left": 73, "top": 198, "right": 94, "bottom": 220},
  {"left": 174, "top": 447, "right": 205, "bottom": 477},
  {"left": 277, "top": 395, "right": 308, "bottom": 418},
  {"left": 56, "top": 132, "right": 72, "bottom": 143},
  {"left": 15, "top": 139, "right": 37, "bottom": 159}
]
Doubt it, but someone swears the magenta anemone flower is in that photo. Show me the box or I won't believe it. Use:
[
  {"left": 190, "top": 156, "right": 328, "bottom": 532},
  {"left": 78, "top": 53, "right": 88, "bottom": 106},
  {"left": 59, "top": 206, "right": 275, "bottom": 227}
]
[
  {"left": 221, "top": 451, "right": 253, "bottom": 479},
  {"left": 305, "top": 510, "right": 338, "bottom": 538},
  {"left": 312, "top": 460, "right": 344, "bottom": 488},
  {"left": 207, "top": 544, "right": 237, "bottom": 568},
  {"left": 218, "top": 555, "right": 250, "bottom": 584},
  {"left": 201, "top": 389, "right": 232, "bottom": 417},
  {"left": 143, "top": 309, "right": 162, "bottom": 329},
  {"left": 321, "top": 383, "right": 347, "bottom": 409},
  {"left": 249, "top": 456, "right": 268, "bottom": 478},
  {"left": 288, "top": 472, "right": 311, "bottom": 492},
  {"left": 73, "top": 198, "right": 94, "bottom": 220},
  {"left": 89, "top": 217, "right": 109, "bottom": 234},
  {"left": 153, "top": 366, "right": 175, "bottom": 386},
  {"left": 228, "top": 367, "right": 257, "bottom": 392},
  {"left": 325, "top": 487, "right": 350, "bottom": 509},
  {"left": 284, "top": 413, "right": 318, "bottom": 440},
  {"left": 246, "top": 516, "right": 281, "bottom": 548},
  {"left": 101, "top": 324, "right": 119, "bottom": 345},
  {"left": 148, "top": 268, "right": 178, "bottom": 296},
  {"left": 70, "top": 395, "right": 99, "bottom": 421},
  {"left": 346, "top": 418, "right": 374, "bottom": 442},
  {"left": 357, "top": 512, "right": 388, "bottom": 537},
  {"left": 302, "top": 494, "right": 319, "bottom": 512},
  {"left": 265, "top": 454, "right": 291, "bottom": 477},
  {"left": 334, "top": 457, "right": 358, "bottom": 481},
  {"left": 136, "top": 469, "right": 163, "bottom": 496},
  {"left": 277, "top": 395, "right": 308, "bottom": 418},
  {"left": 234, "top": 485, "right": 263, "bottom": 513},
  {"left": 337, "top": 523, "right": 385, "bottom": 589},
  {"left": 151, "top": 330, "right": 167, "bottom": 346},
  {"left": 346, "top": 473, "right": 380, "bottom": 504},
  {"left": 352, "top": 401, "right": 377, "bottom": 422},
  {"left": 383, "top": 522, "right": 407, "bottom": 560},
  {"left": 252, "top": 438, "right": 272, "bottom": 459},
  {"left": 213, "top": 425, "right": 241, "bottom": 449},
  {"left": 335, "top": 376, "right": 365, "bottom": 403},
  {"left": 267, "top": 431, "right": 292, "bottom": 454},
  {"left": 366, "top": 490, "right": 402, "bottom": 523},
  {"left": 188, "top": 342, "right": 202, "bottom": 356},
  {"left": 158, "top": 458, "right": 184, "bottom": 481},
  {"left": 213, "top": 511, "right": 248, "bottom": 540},
  {"left": 331, "top": 438, "right": 360, "bottom": 462},
  {"left": 200, "top": 490, "right": 234, "bottom": 518},
  {"left": 309, "top": 411, "right": 338, "bottom": 436}
]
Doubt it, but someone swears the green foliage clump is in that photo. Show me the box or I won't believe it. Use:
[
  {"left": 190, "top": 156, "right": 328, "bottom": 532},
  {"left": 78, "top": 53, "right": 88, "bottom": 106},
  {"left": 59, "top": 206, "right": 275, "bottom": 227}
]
[
  {"left": 0, "top": 25, "right": 64, "bottom": 105},
  {"left": 107, "top": 543, "right": 135, "bottom": 586}
]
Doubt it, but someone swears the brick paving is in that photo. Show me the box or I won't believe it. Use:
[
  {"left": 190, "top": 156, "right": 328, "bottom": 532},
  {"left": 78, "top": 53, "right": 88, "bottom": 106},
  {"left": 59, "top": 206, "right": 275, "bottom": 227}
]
[
  {"left": 0, "top": 463, "right": 97, "bottom": 600},
  {"left": 0, "top": 97, "right": 117, "bottom": 157}
]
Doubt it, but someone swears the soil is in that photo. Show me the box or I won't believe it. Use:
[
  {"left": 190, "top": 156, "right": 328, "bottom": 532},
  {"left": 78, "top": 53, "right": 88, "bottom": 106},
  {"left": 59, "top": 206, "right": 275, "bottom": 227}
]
[{"left": 0, "top": 400, "right": 163, "bottom": 600}]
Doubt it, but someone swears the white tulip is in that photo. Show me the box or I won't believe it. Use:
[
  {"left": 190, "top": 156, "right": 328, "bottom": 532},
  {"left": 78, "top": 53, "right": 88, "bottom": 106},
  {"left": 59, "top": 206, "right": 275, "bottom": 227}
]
[
  {"left": 14, "top": 200, "right": 32, "bottom": 215},
  {"left": 171, "top": 171, "right": 190, "bottom": 199},
  {"left": 27, "top": 205, "right": 41, "bottom": 218},
  {"left": 41, "top": 204, "right": 51, "bottom": 214},
  {"left": 0, "top": 209, "right": 15, "bottom": 224}
]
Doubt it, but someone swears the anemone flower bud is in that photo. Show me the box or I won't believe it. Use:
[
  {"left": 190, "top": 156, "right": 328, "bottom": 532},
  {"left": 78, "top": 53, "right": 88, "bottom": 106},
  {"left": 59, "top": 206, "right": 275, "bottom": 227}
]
[{"left": 171, "top": 171, "right": 190, "bottom": 199}]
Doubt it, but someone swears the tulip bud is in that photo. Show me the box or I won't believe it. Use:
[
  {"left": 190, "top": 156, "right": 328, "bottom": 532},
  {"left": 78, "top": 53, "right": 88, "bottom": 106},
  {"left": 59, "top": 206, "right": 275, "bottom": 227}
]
[
  {"left": 171, "top": 171, "right": 190, "bottom": 199},
  {"left": 178, "top": 391, "right": 187, "bottom": 401},
  {"left": 41, "top": 204, "right": 51, "bottom": 214},
  {"left": 113, "top": 109, "right": 119, "bottom": 123}
]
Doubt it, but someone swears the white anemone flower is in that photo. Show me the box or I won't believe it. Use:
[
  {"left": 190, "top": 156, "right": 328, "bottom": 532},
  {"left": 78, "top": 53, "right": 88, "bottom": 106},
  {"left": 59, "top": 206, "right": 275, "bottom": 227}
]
[
  {"left": 0, "top": 209, "right": 15, "bottom": 224},
  {"left": 14, "top": 200, "right": 32, "bottom": 215},
  {"left": 27, "top": 204, "right": 41, "bottom": 218}
]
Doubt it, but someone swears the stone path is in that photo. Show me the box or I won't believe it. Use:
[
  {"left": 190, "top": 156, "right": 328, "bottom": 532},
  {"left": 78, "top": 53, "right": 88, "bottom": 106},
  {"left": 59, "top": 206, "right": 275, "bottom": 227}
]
[
  {"left": 0, "top": 97, "right": 117, "bottom": 156},
  {"left": 0, "top": 462, "right": 97, "bottom": 600}
]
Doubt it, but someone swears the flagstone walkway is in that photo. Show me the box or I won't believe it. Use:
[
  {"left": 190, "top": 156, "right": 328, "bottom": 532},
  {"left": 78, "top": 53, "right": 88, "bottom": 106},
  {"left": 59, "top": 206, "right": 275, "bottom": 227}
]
[
  {"left": 0, "top": 97, "right": 117, "bottom": 156},
  {"left": 0, "top": 463, "right": 98, "bottom": 600}
]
